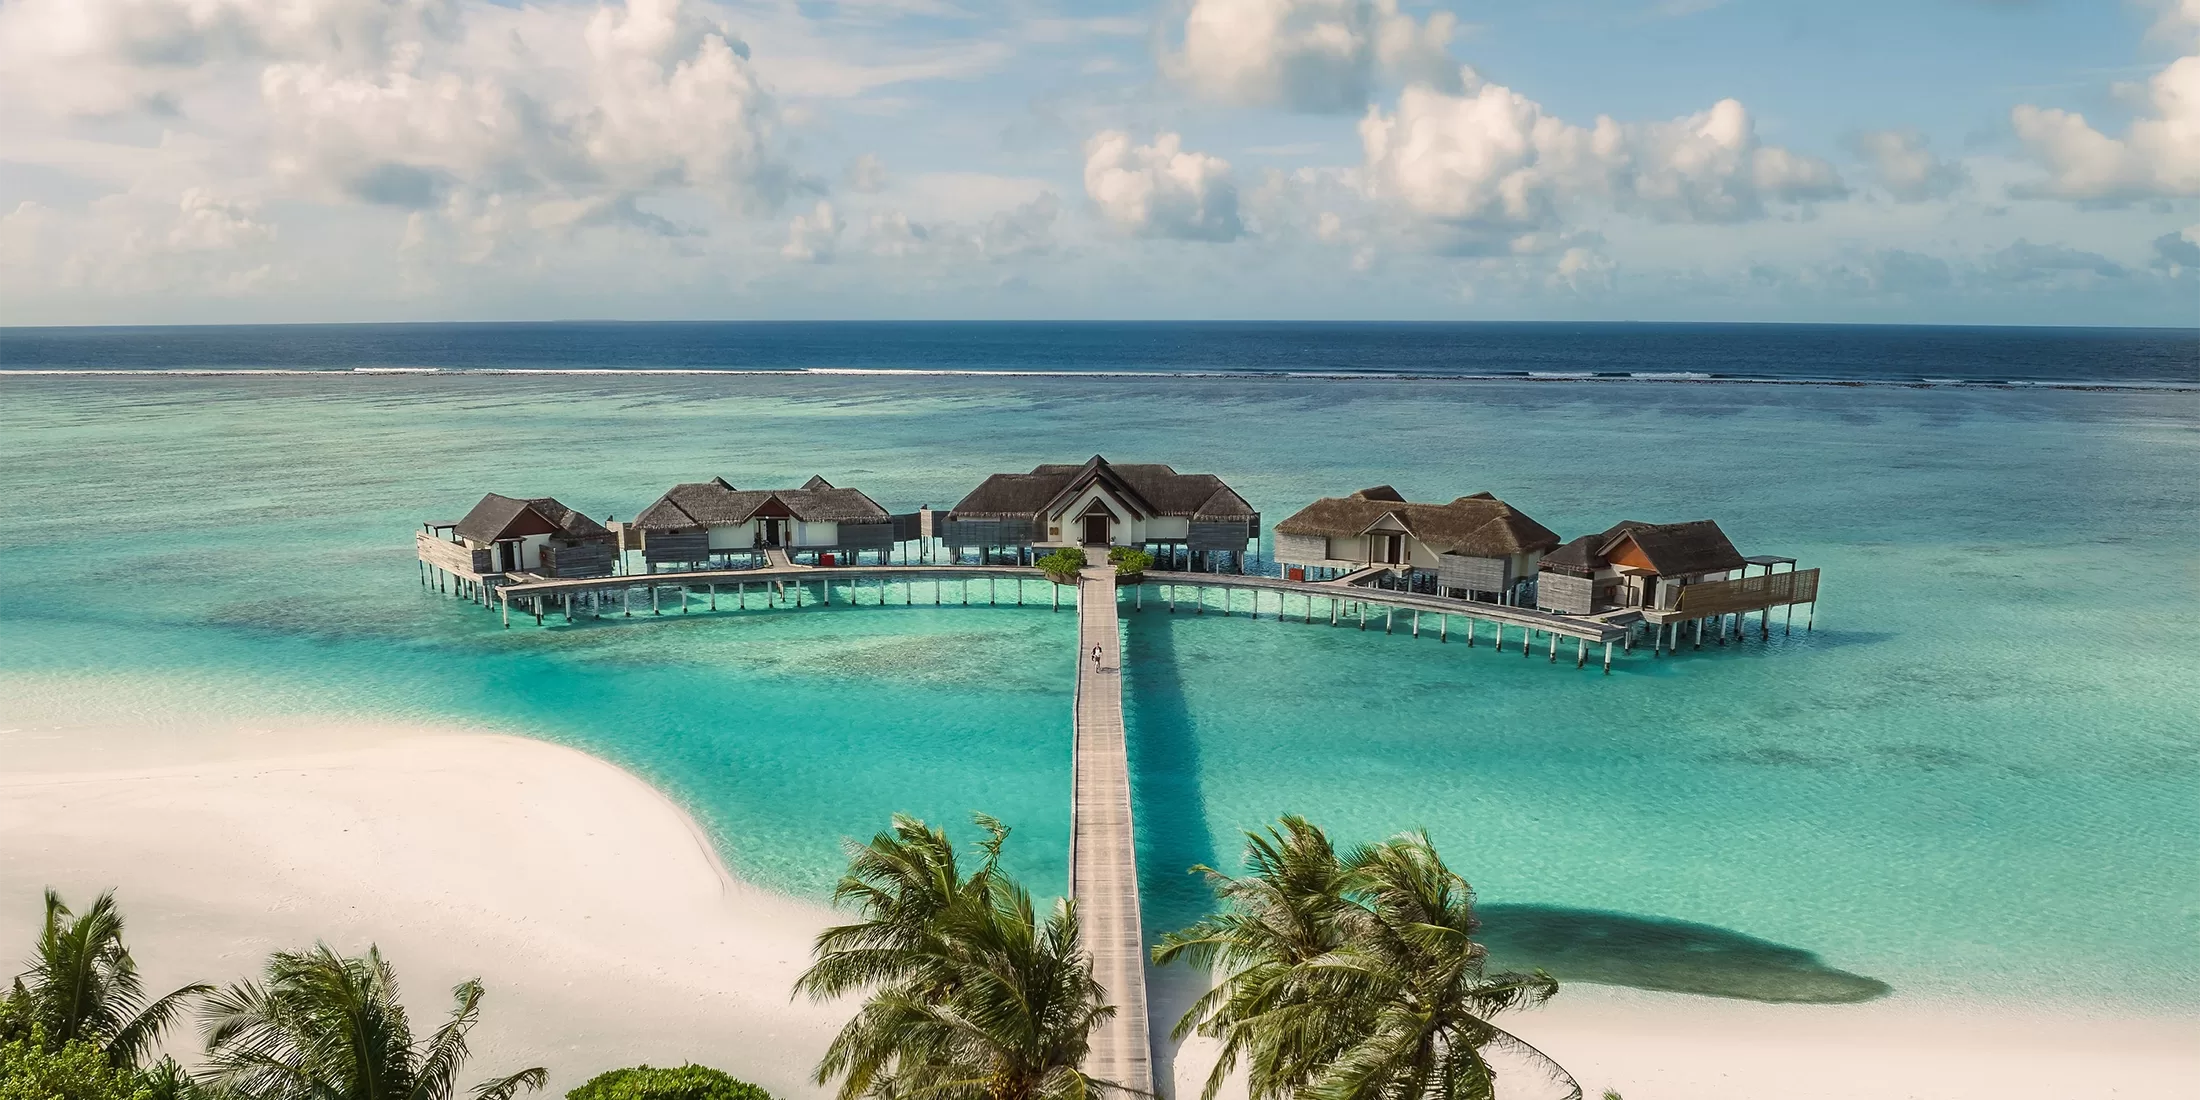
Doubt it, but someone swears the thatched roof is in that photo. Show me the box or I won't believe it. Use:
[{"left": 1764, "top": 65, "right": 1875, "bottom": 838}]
[
  {"left": 455, "top": 494, "right": 609, "bottom": 544},
  {"left": 948, "top": 455, "right": 1257, "bottom": 522},
  {"left": 1540, "top": 519, "right": 1747, "bottom": 576},
  {"left": 1274, "top": 487, "right": 1559, "bottom": 558},
  {"left": 1601, "top": 519, "right": 1745, "bottom": 576},
  {"left": 632, "top": 477, "right": 890, "bottom": 531},
  {"left": 1538, "top": 533, "right": 1605, "bottom": 576}
]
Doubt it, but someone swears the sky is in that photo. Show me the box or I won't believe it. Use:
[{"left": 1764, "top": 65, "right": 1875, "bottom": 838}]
[{"left": 0, "top": 0, "right": 2196, "bottom": 326}]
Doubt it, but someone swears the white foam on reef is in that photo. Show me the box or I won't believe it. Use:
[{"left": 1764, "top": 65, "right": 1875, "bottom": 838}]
[
  {"left": 4, "top": 367, "right": 2200, "bottom": 393},
  {"left": 2, "top": 367, "right": 2195, "bottom": 390}
]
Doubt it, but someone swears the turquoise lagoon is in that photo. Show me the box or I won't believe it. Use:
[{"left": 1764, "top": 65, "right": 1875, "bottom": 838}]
[{"left": 1, "top": 374, "right": 2196, "bottom": 1008}]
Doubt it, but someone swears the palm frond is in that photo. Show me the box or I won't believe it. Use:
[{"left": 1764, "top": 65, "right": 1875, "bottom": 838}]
[{"left": 467, "top": 1067, "right": 547, "bottom": 1100}]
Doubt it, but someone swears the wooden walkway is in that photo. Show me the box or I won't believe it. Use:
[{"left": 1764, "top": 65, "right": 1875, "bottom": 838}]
[
  {"left": 1144, "top": 570, "right": 1635, "bottom": 644},
  {"left": 1070, "top": 564, "right": 1153, "bottom": 1097}
]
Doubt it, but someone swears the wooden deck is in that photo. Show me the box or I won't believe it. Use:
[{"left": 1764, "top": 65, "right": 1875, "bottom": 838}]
[
  {"left": 1071, "top": 565, "right": 1153, "bottom": 1097},
  {"left": 481, "top": 562, "right": 1643, "bottom": 668},
  {"left": 1143, "top": 570, "right": 1634, "bottom": 643}
]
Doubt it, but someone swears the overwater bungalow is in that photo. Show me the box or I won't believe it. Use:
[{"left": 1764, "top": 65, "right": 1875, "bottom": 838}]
[
  {"left": 942, "top": 455, "right": 1259, "bottom": 570},
  {"left": 628, "top": 476, "right": 905, "bottom": 571},
  {"left": 1536, "top": 520, "right": 1743, "bottom": 614},
  {"left": 1271, "top": 486, "right": 1560, "bottom": 605},
  {"left": 1536, "top": 518, "right": 1816, "bottom": 642},
  {"left": 418, "top": 494, "right": 616, "bottom": 581}
]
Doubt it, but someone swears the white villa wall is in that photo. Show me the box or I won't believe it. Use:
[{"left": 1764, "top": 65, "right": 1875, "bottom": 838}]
[
  {"left": 794, "top": 520, "right": 840, "bottom": 547},
  {"left": 463, "top": 532, "right": 552, "bottom": 571},
  {"left": 705, "top": 521, "right": 760, "bottom": 550},
  {"left": 1046, "top": 485, "right": 1145, "bottom": 546}
]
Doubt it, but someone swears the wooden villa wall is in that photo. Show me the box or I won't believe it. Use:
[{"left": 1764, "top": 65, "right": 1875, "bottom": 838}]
[
  {"left": 1272, "top": 532, "right": 1328, "bottom": 563},
  {"left": 1538, "top": 572, "right": 1594, "bottom": 615},
  {"left": 417, "top": 532, "right": 492, "bottom": 575},
  {"left": 642, "top": 530, "right": 710, "bottom": 568},
  {"left": 541, "top": 540, "right": 616, "bottom": 578},
  {"left": 1438, "top": 553, "right": 1507, "bottom": 593},
  {"left": 1671, "top": 568, "right": 1821, "bottom": 617},
  {"left": 942, "top": 517, "right": 1035, "bottom": 547},
  {"left": 838, "top": 521, "right": 895, "bottom": 550},
  {"left": 1188, "top": 519, "right": 1254, "bottom": 551}
]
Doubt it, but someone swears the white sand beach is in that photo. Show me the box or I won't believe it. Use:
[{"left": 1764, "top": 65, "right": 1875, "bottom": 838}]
[
  {"left": 2, "top": 717, "right": 2193, "bottom": 1100},
  {"left": 0, "top": 720, "right": 843, "bottom": 1099}
]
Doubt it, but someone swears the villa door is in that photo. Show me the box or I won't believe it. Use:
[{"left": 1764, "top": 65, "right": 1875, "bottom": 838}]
[
  {"left": 1083, "top": 514, "right": 1110, "bottom": 545},
  {"left": 759, "top": 518, "right": 785, "bottom": 548},
  {"left": 497, "top": 540, "right": 519, "bottom": 572}
]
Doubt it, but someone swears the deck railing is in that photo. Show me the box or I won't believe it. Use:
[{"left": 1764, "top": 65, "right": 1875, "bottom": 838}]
[
  {"left": 416, "top": 531, "right": 491, "bottom": 576},
  {"left": 1670, "top": 568, "right": 1820, "bottom": 618}
]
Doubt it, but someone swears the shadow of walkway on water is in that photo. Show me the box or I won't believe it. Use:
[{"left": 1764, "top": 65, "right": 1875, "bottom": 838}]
[
  {"left": 1478, "top": 903, "right": 1892, "bottom": 1004},
  {"left": 1122, "top": 607, "right": 1225, "bottom": 930},
  {"left": 1122, "top": 609, "right": 1226, "bottom": 1092}
]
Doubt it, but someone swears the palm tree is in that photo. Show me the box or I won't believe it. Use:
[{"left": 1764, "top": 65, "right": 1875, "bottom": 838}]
[
  {"left": 196, "top": 943, "right": 546, "bottom": 1100},
  {"left": 1155, "top": 817, "right": 1580, "bottom": 1100},
  {"left": 12, "top": 888, "right": 211, "bottom": 1066},
  {"left": 796, "top": 813, "right": 1119, "bottom": 1100}
]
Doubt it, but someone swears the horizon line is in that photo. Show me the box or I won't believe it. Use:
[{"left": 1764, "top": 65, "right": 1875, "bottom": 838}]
[{"left": 4, "top": 318, "right": 2197, "bottom": 333}]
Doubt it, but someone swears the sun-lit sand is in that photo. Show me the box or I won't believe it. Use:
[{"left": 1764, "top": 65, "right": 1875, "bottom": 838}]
[
  {"left": 2, "top": 718, "right": 2193, "bottom": 1099},
  {"left": 0, "top": 720, "right": 843, "bottom": 1098}
]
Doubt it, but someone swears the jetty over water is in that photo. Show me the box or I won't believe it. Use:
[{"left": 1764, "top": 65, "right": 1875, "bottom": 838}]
[
  {"left": 418, "top": 468, "right": 1823, "bottom": 1090},
  {"left": 1071, "top": 564, "right": 1152, "bottom": 1095}
]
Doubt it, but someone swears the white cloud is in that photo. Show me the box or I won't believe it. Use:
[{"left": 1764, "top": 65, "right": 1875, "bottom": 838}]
[
  {"left": 1846, "top": 129, "right": 1967, "bottom": 201},
  {"left": 2152, "top": 223, "right": 2200, "bottom": 270},
  {"left": 847, "top": 153, "right": 889, "bottom": 194},
  {"left": 1167, "top": 0, "right": 1459, "bottom": 113},
  {"left": 1358, "top": 68, "right": 1843, "bottom": 239},
  {"left": 1980, "top": 239, "right": 2129, "bottom": 284},
  {"left": 260, "top": 0, "right": 785, "bottom": 214},
  {"left": 2012, "top": 54, "right": 2200, "bottom": 200},
  {"left": 2, "top": 0, "right": 790, "bottom": 274},
  {"left": 969, "top": 193, "right": 1059, "bottom": 259},
  {"left": 168, "top": 188, "right": 278, "bottom": 251},
  {"left": 1549, "top": 245, "right": 1615, "bottom": 292},
  {"left": 862, "top": 193, "right": 1059, "bottom": 261},
  {"left": 575, "top": 0, "right": 782, "bottom": 202},
  {"left": 2151, "top": 0, "right": 2200, "bottom": 43},
  {"left": 0, "top": 187, "right": 280, "bottom": 296},
  {"left": 1357, "top": 77, "right": 1579, "bottom": 232},
  {"left": 782, "top": 199, "right": 843, "bottom": 261},
  {"left": 0, "top": 0, "right": 455, "bottom": 117},
  {"left": 1083, "top": 131, "right": 1243, "bottom": 242}
]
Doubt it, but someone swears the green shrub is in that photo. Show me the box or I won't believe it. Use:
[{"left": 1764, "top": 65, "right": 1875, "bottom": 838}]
[
  {"left": 565, "top": 1065, "right": 771, "bottom": 1100},
  {"left": 1034, "top": 548, "right": 1086, "bottom": 576},
  {"left": 1106, "top": 547, "right": 1152, "bottom": 575},
  {"left": 0, "top": 1027, "right": 153, "bottom": 1100}
]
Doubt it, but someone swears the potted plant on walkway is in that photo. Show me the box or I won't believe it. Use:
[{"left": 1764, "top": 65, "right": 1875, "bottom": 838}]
[
  {"left": 1108, "top": 546, "right": 1151, "bottom": 585},
  {"left": 1036, "top": 547, "right": 1086, "bottom": 585}
]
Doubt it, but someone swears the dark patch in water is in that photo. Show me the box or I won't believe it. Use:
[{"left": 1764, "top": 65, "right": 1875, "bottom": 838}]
[
  {"left": 1700, "top": 745, "right": 1841, "bottom": 769},
  {"left": 1872, "top": 743, "right": 1983, "bottom": 770},
  {"left": 1477, "top": 904, "right": 1892, "bottom": 1004}
]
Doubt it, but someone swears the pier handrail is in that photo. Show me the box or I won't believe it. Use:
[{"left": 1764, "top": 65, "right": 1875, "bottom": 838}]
[
  {"left": 1066, "top": 576, "right": 1080, "bottom": 896},
  {"left": 493, "top": 562, "right": 1045, "bottom": 596},
  {"left": 1143, "top": 570, "right": 1630, "bottom": 643}
]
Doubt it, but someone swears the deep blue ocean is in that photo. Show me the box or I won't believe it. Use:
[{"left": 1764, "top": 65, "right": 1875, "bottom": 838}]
[
  {"left": 2, "top": 321, "right": 2197, "bottom": 1014},
  {"left": 3, "top": 321, "right": 2195, "bottom": 385}
]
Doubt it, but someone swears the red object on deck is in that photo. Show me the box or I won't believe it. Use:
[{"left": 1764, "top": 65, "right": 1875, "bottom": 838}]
[
  {"left": 820, "top": 553, "right": 836, "bottom": 566},
  {"left": 1287, "top": 566, "right": 1305, "bottom": 581}
]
